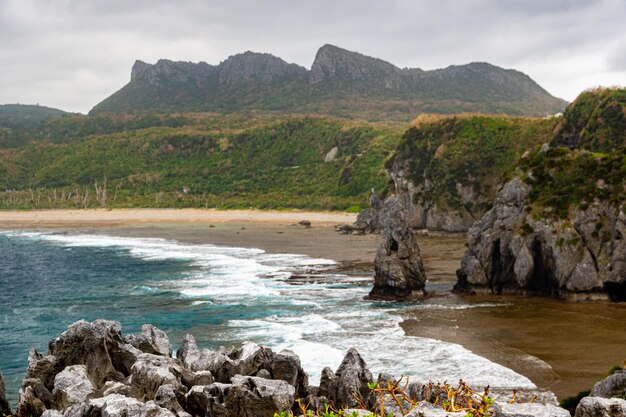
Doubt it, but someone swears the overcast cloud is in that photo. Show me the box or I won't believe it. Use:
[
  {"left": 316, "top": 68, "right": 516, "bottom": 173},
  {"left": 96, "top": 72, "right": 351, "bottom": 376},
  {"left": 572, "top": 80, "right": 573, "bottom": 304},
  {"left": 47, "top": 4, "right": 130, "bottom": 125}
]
[{"left": 0, "top": 0, "right": 624, "bottom": 113}]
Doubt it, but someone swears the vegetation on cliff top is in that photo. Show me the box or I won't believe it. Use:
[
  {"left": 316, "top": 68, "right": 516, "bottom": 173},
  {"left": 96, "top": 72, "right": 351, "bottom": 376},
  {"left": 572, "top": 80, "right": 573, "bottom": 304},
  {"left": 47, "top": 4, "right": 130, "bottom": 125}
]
[
  {"left": 390, "top": 113, "right": 555, "bottom": 215},
  {"left": 520, "top": 88, "right": 626, "bottom": 219},
  {"left": 0, "top": 115, "right": 402, "bottom": 210}
]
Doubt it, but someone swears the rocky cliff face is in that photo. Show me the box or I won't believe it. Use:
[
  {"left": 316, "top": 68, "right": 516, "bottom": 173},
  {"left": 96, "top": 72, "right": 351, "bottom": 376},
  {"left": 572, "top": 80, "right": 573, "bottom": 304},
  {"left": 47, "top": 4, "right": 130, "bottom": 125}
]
[
  {"left": 0, "top": 370, "right": 11, "bottom": 416},
  {"left": 218, "top": 51, "right": 306, "bottom": 84},
  {"left": 92, "top": 44, "right": 567, "bottom": 119},
  {"left": 455, "top": 178, "right": 625, "bottom": 300},
  {"left": 386, "top": 115, "right": 553, "bottom": 232},
  {"left": 456, "top": 88, "right": 626, "bottom": 300}
]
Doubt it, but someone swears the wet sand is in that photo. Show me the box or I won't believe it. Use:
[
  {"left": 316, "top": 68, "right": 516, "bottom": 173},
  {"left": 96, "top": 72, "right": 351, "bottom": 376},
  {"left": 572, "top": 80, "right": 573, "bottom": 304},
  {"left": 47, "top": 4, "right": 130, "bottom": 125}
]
[{"left": 1, "top": 213, "right": 623, "bottom": 401}]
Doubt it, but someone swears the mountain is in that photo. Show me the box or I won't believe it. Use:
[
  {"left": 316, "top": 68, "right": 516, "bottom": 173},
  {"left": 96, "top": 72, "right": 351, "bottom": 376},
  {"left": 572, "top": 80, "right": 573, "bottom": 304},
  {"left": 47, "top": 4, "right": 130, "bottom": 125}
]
[
  {"left": 91, "top": 44, "right": 567, "bottom": 120},
  {"left": 0, "top": 104, "right": 67, "bottom": 120},
  {"left": 0, "top": 104, "right": 69, "bottom": 148}
]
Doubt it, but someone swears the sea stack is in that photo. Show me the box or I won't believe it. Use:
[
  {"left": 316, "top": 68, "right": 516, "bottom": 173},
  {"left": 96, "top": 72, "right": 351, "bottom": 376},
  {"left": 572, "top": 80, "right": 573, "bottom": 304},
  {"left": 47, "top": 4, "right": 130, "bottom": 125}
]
[{"left": 368, "top": 195, "right": 426, "bottom": 300}]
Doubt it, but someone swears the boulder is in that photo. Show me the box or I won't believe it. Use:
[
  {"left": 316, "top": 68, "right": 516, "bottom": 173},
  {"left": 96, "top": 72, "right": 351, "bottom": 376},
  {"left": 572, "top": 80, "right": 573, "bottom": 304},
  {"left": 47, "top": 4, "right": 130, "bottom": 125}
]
[
  {"left": 25, "top": 349, "right": 62, "bottom": 391},
  {"left": 186, "top": 377, "right": 294, "bottom": 417},
  {"left": 129, "top": 353, "right": 184, "bottom": 402},
  {"left": 52, "top": 365, "right": 95, "bottom": 409},
  {"left": 154, "top": 384, "right": 190, "bottom": 417},
  {"left": 368, "top": 195, "right": 427, "bottom": 300},
  {"left": 225, "top": 376, "right": 294, "bottom": 417},
  {"left": 16, "top": 382, "right": 48, "bottom": 417},
  {"left": 176, "top": 335, "right": 201, "bottom": 370},
  {"left": 87, "top": 393, "right": 175, "bottom": 417},
  {"left": 0, "top": 371, "right": 12, "bottom": 417},
  {"left": 326, "top": 348, "right": 373, "bottom": 408},
  {"left": 269, "top": 349, "right": 308, "bottom": 398},
  {"left": 126, "top": 324, "right": 172, "bottom": 357},
  {"left": 48, "top": 320, "right": 140, "bottom": 387},
  {"left": 591, "top": 369, "right": 626, "bottom": 398},
  {"left": 493, "top": 401, "right": 570, "bottom": 417},
  {"left": 574, "top": 396, "right": 626, "bottom": 417}
]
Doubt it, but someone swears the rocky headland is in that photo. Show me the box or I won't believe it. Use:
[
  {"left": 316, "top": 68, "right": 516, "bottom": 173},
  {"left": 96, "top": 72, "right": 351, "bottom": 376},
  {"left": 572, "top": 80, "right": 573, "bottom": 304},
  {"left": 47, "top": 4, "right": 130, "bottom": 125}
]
[
  {"left": 1, "top": 319, "right": 606, "bottom": 417},
  {"left": 455, "top": 88, "right": 625, "bottom": 300}
]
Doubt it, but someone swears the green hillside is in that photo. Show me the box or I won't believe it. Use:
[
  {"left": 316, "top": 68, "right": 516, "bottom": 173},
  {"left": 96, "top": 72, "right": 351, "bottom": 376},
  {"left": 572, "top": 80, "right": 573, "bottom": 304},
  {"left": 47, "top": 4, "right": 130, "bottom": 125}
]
[
  {"left": 90, "top": 44, "right": 567, "bottom": 120},
  {"left": 521, "top": 88, "right": 626, "bottom": 218},
  {"left": 389, "top": 114, "right": 556, "bottom": 223},
  {"left": 0, "top": 104, "right": 68, "bottom": 148},
  {"left": 0, "top": 116, "right": 402, "bottom": 210}
]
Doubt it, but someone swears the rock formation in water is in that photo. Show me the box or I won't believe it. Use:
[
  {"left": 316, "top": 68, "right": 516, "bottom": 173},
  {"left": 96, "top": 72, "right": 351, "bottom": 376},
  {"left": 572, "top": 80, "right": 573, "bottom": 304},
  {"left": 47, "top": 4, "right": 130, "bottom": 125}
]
[
  {"left": 456, "top": 88, "right": 626, "bottom": 300},
  {"left": 368, "top": 195, "right": 427, "bottom": 300},
  {"left": 6, "top": 319, "right": 573, "bottom": 417}
]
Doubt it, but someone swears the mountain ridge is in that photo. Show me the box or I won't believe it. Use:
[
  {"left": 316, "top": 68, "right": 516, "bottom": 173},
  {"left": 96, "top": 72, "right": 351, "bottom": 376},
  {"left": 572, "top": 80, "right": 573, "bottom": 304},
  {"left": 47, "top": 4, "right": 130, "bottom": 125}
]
[{"left": 91, "top": 44, "right": 567, "bottom": 120}]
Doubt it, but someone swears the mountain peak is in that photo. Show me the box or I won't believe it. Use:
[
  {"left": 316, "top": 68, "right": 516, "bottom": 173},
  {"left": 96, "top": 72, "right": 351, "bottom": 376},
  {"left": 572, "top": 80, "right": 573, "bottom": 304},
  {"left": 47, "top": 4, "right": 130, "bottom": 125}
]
[
  {"left": 309, "top": 44, "right": 401, "bottom": 86},
  {"left": 218, "top": 51, "right": 306, "bottom": 84}
]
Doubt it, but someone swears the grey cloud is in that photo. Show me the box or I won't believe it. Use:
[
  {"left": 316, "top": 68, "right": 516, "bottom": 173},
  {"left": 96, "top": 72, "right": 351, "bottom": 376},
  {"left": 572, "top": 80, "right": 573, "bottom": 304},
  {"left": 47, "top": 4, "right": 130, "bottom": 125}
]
[{"left": 0, "top": 0, "right": 624, "bottom": 112}]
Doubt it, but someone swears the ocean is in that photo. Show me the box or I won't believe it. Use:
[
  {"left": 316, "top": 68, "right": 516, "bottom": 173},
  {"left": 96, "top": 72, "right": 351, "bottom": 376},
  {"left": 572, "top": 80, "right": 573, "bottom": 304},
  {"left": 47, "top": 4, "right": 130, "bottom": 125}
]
[{"left": 0, "top": 231, "right": 534, "bottom": 405}]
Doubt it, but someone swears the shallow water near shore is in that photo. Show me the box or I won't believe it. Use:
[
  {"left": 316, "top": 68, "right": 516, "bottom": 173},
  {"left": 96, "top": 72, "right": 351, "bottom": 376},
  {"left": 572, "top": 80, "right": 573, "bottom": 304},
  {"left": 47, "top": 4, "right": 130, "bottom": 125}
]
[
  {"left": 0, "top": 226, "right": 624, "bottom": 406},
  {"left": 0, "top": 230, "right": 532, "bottom": 405}
]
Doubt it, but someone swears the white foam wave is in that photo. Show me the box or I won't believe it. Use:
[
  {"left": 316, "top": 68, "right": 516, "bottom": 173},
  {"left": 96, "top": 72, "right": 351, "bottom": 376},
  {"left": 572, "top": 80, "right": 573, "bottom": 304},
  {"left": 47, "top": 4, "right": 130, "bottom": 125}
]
[{"left": 3, "top": 230, "right": 537, "bottom": 389}]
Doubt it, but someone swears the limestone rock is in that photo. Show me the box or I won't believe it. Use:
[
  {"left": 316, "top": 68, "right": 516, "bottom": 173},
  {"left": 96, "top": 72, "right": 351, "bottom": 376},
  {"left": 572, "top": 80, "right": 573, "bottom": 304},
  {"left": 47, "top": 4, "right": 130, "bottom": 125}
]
[
  {"left": 175, "top": 334, "right": 201, "bottom": 370},
  {"left": 574, "top": 396, "right": 626, "bottom": 417},
  {"left": 52, "top": 365, "right": 95, "bottom": 409},
  {"left": 126, "top": 324, "right": 172, "bottom": 357},
  {"left": 48, "top": 320, "right": 137, "bottom": 387},
  {"left": 129, "top": 353, "right": 184, "bottom": 402},
  {"left": 591, "top": 369, "right": 626, "bottom": 398},
  {"left": 0, "top": 371, "right": 12, "bottom": 417},
  {"left": 88, "top": 393, "right": 176, "bottom": 417},
  {"left": 456, "top": 178, "right": 626, "bottom": 299},
  {"left": 493, "top": 401, "right": 570, "bottom": 417},
  {"left": 270, "top": 349, "right": 308, "bottom": 398},
  {"left": 369, "top": 195, "right": 426, "bottom": 300},
  {"left": 326, "top": 348, "right": 373, "bottom": 408}
]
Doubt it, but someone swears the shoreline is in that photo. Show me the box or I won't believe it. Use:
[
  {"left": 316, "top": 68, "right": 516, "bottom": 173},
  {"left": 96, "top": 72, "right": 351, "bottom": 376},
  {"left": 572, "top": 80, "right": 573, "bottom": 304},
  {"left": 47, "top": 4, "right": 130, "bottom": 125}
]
[
  {"left": 1, "top": 214, "right": 624, "bottom": 402},
  {"left": 0, "top": 208, "right": 357, "bottom": 227}
]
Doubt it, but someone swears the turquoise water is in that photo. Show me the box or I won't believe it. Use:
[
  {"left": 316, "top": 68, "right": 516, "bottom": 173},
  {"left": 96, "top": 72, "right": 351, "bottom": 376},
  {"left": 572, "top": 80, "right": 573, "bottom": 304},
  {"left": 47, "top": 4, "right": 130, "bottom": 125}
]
[{"left": 0, "top": 231, "right": 534, "bottom": 405}]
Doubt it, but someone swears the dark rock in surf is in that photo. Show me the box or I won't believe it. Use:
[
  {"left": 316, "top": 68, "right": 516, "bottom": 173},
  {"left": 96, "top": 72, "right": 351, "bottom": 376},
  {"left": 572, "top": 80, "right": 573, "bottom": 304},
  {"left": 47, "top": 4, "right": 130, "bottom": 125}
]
[{"left": 368, "top": 195, "right": 427, "bottom": 300}]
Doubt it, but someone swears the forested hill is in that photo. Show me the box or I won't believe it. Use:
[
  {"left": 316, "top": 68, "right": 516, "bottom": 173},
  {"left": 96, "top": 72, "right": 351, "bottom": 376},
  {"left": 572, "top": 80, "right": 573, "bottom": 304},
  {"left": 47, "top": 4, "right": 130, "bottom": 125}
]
[{"left": 91, "top": 44, "right": 567, "bottom": 120}]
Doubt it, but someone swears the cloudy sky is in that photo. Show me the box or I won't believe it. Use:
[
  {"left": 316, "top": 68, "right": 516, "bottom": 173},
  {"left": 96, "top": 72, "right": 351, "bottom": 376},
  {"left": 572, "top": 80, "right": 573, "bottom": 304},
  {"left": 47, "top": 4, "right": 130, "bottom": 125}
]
[{"left": 1, "top": 0, "right": 625, "bottom": 113}]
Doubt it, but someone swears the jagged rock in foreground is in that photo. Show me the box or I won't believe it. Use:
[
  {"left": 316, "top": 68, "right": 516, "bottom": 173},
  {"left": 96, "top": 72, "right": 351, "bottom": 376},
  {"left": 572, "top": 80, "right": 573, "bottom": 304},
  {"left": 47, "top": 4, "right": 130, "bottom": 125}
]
[
  {"left": 0, "top": 371, "right": 12, "bottom": 416},
  {"left": 574, "top": 396, "right": 626, "bottom": 417},
  {"left": 368, "top": 195, "right": 427, "bottom": 300},
  {"left": 10, "top": 319, "right": 570, "bottom": 417}
]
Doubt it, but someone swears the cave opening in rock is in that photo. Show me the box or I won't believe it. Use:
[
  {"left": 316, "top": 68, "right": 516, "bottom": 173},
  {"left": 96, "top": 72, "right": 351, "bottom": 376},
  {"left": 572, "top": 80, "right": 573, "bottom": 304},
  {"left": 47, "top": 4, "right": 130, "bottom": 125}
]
[
  {"left": 530, "top": 239, "right": 558, "bottom": 295},
  {"left": 490, "top": 239, "right": 502, "bottom": 293},
  {"left": 604, "top": 282, "right": 626, "bottom": 302},
  {"left": 488, "top": 239, "right": 516, "bottom": 294},
  {"left": 390, "top": 238, "right": 399, "bottom": 253}
]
